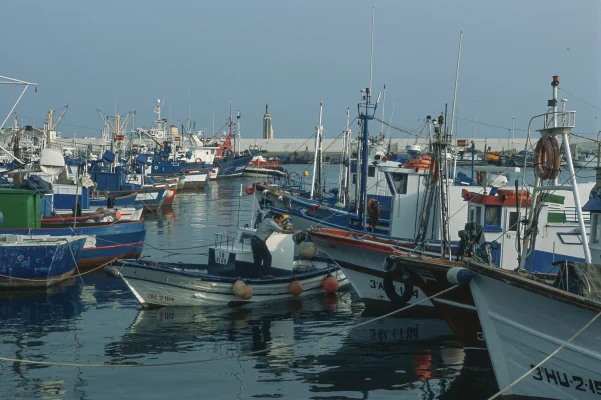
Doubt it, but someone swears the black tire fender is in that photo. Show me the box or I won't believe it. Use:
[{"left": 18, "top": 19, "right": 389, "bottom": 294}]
[{"left": 382, "top": 257, "right": 414, "bottom": 307}]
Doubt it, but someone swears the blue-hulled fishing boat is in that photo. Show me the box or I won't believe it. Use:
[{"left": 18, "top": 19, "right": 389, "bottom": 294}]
[
  {"left": 0, "top": 235, "right": 86, "bottom": 288},
  {"left": 0, "top": 221, "right": 146, "bottom": 269}
]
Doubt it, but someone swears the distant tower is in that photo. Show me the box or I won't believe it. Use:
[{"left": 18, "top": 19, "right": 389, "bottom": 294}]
[{"left": 263, "top": 103, "right": 273, "bottom": 139}]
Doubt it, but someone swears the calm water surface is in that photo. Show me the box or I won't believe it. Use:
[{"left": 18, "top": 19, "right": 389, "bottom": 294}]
[{"left": 6, "top": 163, "right": 594, "bottom": 399}]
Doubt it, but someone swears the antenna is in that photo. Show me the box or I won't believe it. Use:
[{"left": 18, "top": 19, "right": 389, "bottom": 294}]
[
  {"left": 369, "top": 7, "right": 375, "bottom": 94},
  {"left": 449, "top": 31, "right": 463, "bottom": 141}
]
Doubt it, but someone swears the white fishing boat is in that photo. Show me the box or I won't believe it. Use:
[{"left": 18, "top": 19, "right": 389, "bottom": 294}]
[
  {"left": 107, "top": 222, "right": 348, "bottom": 307},
  {"left": 464, "top": 75, "right": 601, "bottom": 399}
]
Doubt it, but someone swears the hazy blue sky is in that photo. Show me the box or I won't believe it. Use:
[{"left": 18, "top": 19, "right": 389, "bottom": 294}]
[{"left": 2, "top": 0, "right": 600, "bottom": 142}]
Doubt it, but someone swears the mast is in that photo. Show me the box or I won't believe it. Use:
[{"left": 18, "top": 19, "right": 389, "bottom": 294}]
[
  {"left": 338, "top": 107, "right": 351, "bottom": 205},
  {"left": 358, "top": 88, "right": 376, "bottom": 227},
  {"left": 310, "top": 100, "right": 323, "bottom": 199},
  {"left": 519, "top": 75, "right": 591, "bottom": 268},
  {"left": 450, "top": 31, "right": 462, "bottom": 181},
  {"left": 236, "top": 110, "right": 241, "bottom": 155},
  {"left": 369, "top": 7, "right": 374, "bottom": 95}
]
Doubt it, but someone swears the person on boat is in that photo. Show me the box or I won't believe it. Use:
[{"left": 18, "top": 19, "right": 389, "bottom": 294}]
[
  {"left": 252, "top": 213, "right": 295, "bottom": 278},
  {"left": 368, "top": 198, "right": 380, "bottom": 232}
]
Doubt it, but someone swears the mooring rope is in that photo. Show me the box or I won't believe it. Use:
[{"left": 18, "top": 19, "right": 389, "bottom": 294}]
[
  {"left": 488, "top": 310, "right": 601, "bottom": 400},
  {"left": 0, "top": 284, "right": 460, "bottom": 368}
]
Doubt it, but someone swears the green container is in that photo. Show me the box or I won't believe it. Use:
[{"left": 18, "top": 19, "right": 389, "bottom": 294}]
[{"left": 0, "top": 189, "right": 42, "bottom": 228}]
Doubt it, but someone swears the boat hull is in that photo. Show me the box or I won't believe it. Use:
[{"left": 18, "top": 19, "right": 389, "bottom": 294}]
[
  {"left": 216, "top": 155, "right": 252, "bottom": 178},
  {"left": 470, "top": 271, "right": 601, "bottom": 399},
  {"left": 309, "top": 231, "right": 435, "bottom": 308},
  {"left": 116, "top": 262, "right": 348, "bottom": 307},
  {"left": 0, "top": 237, "right": 86, "bottom": 288},
  {"left": 242, "top": 167, "right": 286, "bottom": 178},
  {"left": 0, "top": 221, "right": 146, "bottom": 269}
]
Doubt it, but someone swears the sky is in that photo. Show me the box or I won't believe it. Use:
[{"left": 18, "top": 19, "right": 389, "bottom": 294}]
[{"left": 2, "top": 0, "right": 600, "bottom": 142}]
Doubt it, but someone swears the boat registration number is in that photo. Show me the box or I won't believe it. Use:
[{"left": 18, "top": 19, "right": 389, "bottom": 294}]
[
  {"left": 531, "top": 365, "right": 601, "bottom": 395},
  {"left": 145, "top": 293, "right": 175, "bottom": 302},
  {"left": 215, "top": 251, "right": 229, "bottom": 265}
]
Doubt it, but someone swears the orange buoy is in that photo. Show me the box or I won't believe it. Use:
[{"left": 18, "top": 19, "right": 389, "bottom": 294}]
[
  {"left": 241, "top": 285, "right": 253, "bottom": 300},
  {"left": 289, "top": 280, "right": 303, "bottom": 296},
  {"left": 245, "top": 185, "right": 255, "bottom": 195},
  {"left": 322, "top": 276, "right": 339, "bottom": 293},
  {"left": 115, "top": 210, "right": 122, "bottom": 221},
  {"left": 232, "top": 280, "right": 247, "bottom": 297}
]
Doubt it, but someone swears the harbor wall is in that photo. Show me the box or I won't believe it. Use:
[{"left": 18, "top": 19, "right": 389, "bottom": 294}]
[{"left": 52, "top": 137, "right": 599, "bottom": 157}]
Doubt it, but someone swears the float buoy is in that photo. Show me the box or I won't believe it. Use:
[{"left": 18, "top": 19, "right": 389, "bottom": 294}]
[
  {"left": 303, "top": 170, "right": 309, "bottom": 177},
  {"left": 232, "top": 280, "right": 247, "bottom": 297},
  {"left": 245, "top": 185, "right": 255, "bottom": 195},
  {"left": 289, "top": 280, "right": 303, "bottom": 296},
  {"left": 115, "top": 210, "right": 122, "bottom": 221},
  {"left": 195, "top": 158, "right": 202, "bottom": 165},
  {"left": 104, "top": 265, "right": 120, "bottom": 277},
  {"left": 241, "top": 285, "right": 253, "bottom": 300},
  {"left": 322, "top": 276, "right": 339, "bottom": 293},
  {"left": 298, "top": 240, "right": 317, "bottom": 259}
]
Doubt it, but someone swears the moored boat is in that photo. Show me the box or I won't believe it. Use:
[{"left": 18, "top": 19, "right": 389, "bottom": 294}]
[
  {"left": 0, "top": 235, "right": 86, "bottom": 288},
  {"left": 109, "top": 225, "right": 348, "bottom": 307},
  {"left": 0, "top": 220, "right": 146, "bottom": 269}
]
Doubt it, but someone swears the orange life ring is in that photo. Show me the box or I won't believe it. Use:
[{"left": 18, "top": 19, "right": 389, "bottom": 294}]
[
  {"left": 534, "top": 137, "right": 560, "bottom": 180},
  {"left": 195, "top": 158, "right": 202, "bottom": 165}
]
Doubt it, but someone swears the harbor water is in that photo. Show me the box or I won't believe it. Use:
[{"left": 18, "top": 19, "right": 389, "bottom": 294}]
[{"left": 1, "top": 164, "right": 596, "bottom": 400}]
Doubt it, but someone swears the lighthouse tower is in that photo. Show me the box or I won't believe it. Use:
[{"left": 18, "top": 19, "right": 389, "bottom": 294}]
[{"left": 263, "top": 103, "right": 273, "bottom": 139}]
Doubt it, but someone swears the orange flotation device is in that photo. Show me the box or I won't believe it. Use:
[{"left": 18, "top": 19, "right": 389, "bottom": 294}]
[{"left": 405, "top": 156, "right": 432, "bottom": 171}]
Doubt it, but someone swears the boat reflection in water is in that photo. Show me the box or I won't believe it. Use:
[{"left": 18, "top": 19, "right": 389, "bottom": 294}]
[
  {"left": 0, "top": 280, "right": 84, "bottom": 399},
  {"left": 108, "top": 293, "right": 496, "bottom": 399}
]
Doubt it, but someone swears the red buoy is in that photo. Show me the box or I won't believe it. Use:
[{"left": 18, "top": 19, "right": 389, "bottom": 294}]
[
  {"left": 289, "top": 280, "right": 303, "bottom": 296},
  {"left": 241, "top": 285, "right": 253, "bottom": 300},
  {"left": 245, "top": 185, "right": 255, "bottom": 195},
  {"left": 322, "top": 276, "right": 339, "bottom": 294}
]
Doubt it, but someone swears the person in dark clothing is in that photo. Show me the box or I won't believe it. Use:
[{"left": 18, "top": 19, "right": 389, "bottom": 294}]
[{"left": 251, "top": 213, "right": 294, "bottom": 278}]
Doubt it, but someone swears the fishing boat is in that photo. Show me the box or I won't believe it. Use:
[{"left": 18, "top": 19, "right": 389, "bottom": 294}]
[
  {"left": 89, "top": 191, "right": 137, "bottom": 208},
  {"left": 0, "top": 235, "right": 86, "bottom": 288},
  {"left": 242, "top": 155, "right": 287, "bottom": 178},
  {"left": 53, "top": 206, "right": 143, "bottom": 222},
  {"left": 0, "top": 220, "right": 146, "bottom": 269},
  {"left": 461, "top": 76, "right": 601, "bottom": 399},
  {"left": 107, "top": 220, "right": 348, "bottom": 307}
]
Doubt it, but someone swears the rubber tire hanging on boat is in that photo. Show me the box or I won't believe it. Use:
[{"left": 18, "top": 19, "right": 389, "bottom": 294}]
[
  {"left": 382, "top": 256, "right": 414, "bottom": 307},
  {"left": 534, "top": 137, "right": 561, "bottom": 180}
]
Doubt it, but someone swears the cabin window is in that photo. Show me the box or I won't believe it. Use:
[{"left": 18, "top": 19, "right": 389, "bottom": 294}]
[
  {"left": 375, "top": 154, "right": 381, "bottom": 160},
  {"left": 352, "top": 173, "right": 357, "bottom": 184},
  {"left": 368, "top": 166, "right": 376, "bottom": 177},
  {"left": 593, "top": 214, "right": 601, "bottom": 243},
  {"left": 469, "top": 204, "right": 483, "bottom": 226},
  {"left": 485, "top": 206, "right": 501, "bottom": 227},
  {"left": 507, "top": 211, "right": 519, "bottom": 232},
  {"left": 390, "top": 173, "right": 408, "bottom": 195}
]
